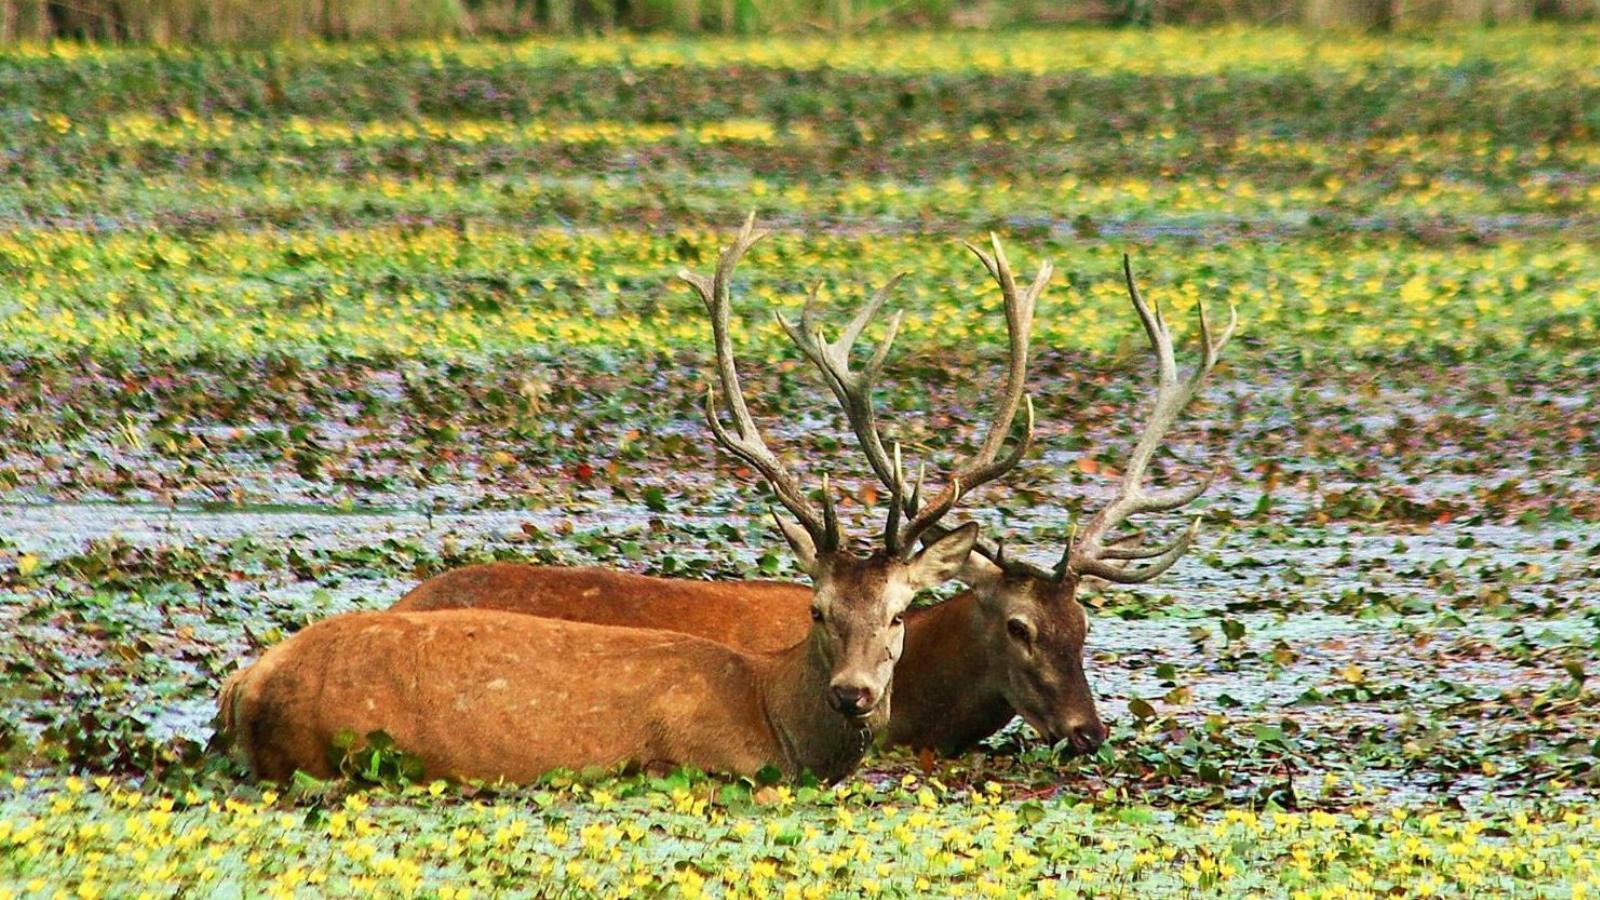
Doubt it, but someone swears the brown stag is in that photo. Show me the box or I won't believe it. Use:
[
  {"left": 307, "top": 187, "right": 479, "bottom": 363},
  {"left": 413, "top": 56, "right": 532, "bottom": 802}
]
[
  {"left": 392, "top": 233, "right": 1041, "bottom": 751},
  {"left": 839, "top": 252, "right": 1238, "bottom": 754},
  {"left": 218, "top": 216, "right": 994, "bottom": 784}
]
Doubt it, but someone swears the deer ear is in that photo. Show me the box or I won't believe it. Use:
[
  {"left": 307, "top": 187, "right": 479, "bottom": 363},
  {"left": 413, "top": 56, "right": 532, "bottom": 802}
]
[
  {"left": 905, "top": 522, "right": 979, "bottom": 591},
  {"left": 957, "top": 551, "right": 1004, "bottom": 593},
  {"left": 772, "top": 510, "right": 821, "bottom": 576}
]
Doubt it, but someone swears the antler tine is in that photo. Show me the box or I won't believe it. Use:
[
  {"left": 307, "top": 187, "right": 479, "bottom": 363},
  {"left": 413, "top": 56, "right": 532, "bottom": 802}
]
[
  {"left": 909, "top": 461, "right": 925, "bottom": 517},
  {"left": 820, "top": 472, "right": 839, "bottom": 549},
  {"left": 1067, "top": 257, "right": 1235, "bottom": 584},
  {"left": 1074, "top": 518, "right": 1201, "bottom": 584},
  {"left": 1142, "top": 471, "right": 1216, "bottom": 511},
  {"left": 1121, "top": 254, "right": 1176, "bottom": 389},
  {"left": 680, "top": 212, "right": 770, "bottom": 443},
  {"left": 681, "top": 214, "right": 839, "bottom": 551},
  {"left": 776, "top": 273, "right": 907, "bottom": 498},
  {"left": 784, "top": 234, "right": 1046, "bottom": 562},
  {"left": 882, "top": 443, "right": 906, "bottom": 555},
  {"left": 779, "top": 270, "right": 931, "bottom": 560},
  {"left": 897, "top": 235, "right": 1047, "bottom": 552},
  {"left": 1095, "top": 518, "right": 1202, "bottom": 560}
]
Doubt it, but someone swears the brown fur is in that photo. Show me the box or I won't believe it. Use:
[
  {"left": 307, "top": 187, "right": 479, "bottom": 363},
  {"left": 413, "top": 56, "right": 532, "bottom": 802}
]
[
  {"left": 393, "top": 564, "right": 804, "bottom": 653},
  {"left": 222, "top": 610, "right": 877, "bottom": 783},
  {"left": 223, "top": 526, "right": 980, "bottom": 784},
  {"left": 388, "top": 561, "right": 1105, "bottom": 756}
]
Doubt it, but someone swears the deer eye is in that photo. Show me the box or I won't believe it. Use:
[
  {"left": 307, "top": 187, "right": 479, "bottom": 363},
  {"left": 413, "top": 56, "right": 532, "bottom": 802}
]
[
  {"left": 891, "top": 614, "right": 905, "bottom": 627},
  {"left": 810, "top": 607, "right": 824, "bottom": 623},
  {"left": 1007, "top": 618, "right": 1034, "bottom": 644}
]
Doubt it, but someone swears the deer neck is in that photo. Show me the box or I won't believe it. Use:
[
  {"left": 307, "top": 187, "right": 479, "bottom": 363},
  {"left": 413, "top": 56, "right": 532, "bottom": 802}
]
[
  {"left": 887, "top": 591, "right": 1014, "bottom": 756},
  {"left": 756, "top": 629, "right": 880, "bottom": 782}
]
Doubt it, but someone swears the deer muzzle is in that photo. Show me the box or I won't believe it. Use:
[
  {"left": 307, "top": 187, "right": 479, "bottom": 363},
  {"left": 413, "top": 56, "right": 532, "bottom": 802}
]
[
  {"left": 827, "top": 680, "right": 881, "bottom": 719},
  {"left": 1049, "top": 715, "right": 1108, "bottom": 755}
]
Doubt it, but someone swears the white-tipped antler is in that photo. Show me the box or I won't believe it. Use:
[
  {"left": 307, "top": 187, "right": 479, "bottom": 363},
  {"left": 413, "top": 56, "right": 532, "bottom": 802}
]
[
  {"left": 781, "top": 232, "right": 1045, "bottom": 559},
  {"left": 1062, "top": 255, "right": 1237, "bottom": 584},
  {"left": 680, "top": 214, "right": 842, "bottom": 552}
]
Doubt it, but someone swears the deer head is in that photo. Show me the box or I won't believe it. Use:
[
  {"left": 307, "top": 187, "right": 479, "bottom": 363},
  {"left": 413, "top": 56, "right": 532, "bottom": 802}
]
[
  {"left": 798, "top": 239, "right": 1234, "bottom": 754},
  {"left": 966, "top": 253, "right": 1236, "bottom": 752},
  {"left": 679, "top": 215, "right": 988, "bottom": 721}
]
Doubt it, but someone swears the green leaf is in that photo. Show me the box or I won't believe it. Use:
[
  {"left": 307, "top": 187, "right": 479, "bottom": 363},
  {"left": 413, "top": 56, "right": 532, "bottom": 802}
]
[
  {"left": 642, "top": 486, "right": 669, "bottom": 513},
  {"left": 1252, "top": 723, "right": 1285, "bottom": 744},
  {"left": 1018, "top": 800, "right": 1046, "bottom": 827},
  {"left": 1117, "top": 807, "right": 1155, "bottom": 825}
]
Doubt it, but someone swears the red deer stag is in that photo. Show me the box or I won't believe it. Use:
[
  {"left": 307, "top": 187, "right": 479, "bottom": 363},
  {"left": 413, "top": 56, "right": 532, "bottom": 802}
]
[
  {"left": 218, "top": 216, "right": 991, "bottom": 784},
  {"left": 830, "top": 252, "right": 1236, "bottom": 753}
]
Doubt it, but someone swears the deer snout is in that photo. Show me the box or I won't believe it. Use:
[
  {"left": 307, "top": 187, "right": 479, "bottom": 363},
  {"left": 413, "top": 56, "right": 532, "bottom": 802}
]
[
  {"left": 828, "top": 682, "right": 879, "bottom": 719},
  {"left": 1057, "top": 718, "right": 1108, "bottom": 755}
]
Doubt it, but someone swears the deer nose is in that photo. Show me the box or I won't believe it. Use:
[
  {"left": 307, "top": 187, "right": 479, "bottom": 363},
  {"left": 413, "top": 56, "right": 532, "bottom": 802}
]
[
  {"left": 828, "top": 683, "right": 877, "bottom": 718},
  {"left": 1064, "top": 719, "right": 1108, "bottom": 754}
]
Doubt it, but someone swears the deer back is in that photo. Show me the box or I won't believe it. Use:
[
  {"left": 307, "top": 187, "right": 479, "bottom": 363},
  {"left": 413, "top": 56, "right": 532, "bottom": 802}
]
[{"left": 391, "top": 563, "right": 812, "bottom": 654}]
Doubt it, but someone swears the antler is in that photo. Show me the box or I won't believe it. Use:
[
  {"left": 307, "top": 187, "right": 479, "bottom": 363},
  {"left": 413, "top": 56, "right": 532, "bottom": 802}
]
[
  {"left": 679, "top": 214, "right": 842, "bottom": 552},
  {"left": 1060, "top": 254, "right": 1238, "bottom": 584},
  {"left": 781, "top": 233, "right": 1046, "bottom": 559}
]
